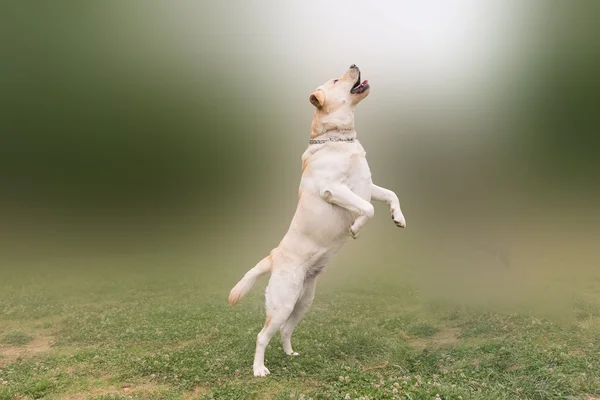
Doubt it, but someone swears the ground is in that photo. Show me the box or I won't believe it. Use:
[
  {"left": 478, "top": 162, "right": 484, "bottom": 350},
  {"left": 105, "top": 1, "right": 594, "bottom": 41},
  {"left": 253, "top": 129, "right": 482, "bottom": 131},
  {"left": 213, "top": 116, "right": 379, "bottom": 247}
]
[{"left": 1, "top": 259, "right": 600, "bottom": 400}]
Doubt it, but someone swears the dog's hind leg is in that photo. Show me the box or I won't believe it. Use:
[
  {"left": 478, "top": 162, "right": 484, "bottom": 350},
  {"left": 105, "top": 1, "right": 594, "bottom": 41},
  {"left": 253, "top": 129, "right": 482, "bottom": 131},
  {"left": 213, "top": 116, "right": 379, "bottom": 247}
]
[
  {"left": 253, "top": 269, "right": 303, "bottom": 377},
  {"left": 280, "top": 277, "right": 317, "bottom": 356}
]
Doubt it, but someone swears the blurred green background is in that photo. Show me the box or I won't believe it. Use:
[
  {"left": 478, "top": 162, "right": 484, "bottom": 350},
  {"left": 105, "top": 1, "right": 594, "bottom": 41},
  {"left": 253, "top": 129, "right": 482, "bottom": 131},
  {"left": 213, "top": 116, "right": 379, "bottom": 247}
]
[{"left": 1, "top": 1, "right": 599, "bottom": 315}]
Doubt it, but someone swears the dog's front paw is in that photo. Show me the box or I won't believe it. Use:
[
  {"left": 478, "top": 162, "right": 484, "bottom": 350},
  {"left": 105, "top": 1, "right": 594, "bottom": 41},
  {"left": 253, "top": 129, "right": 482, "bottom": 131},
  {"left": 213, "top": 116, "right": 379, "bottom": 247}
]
[
  {"left": 349, "top": 226, "right": 360, "bottom": 239},
  {"left": 253, "top": 365, "right": 270, "bottom": 377},
  {"left": 287, "top": 351, "right": 300, "bottom": 356},
  {"left": 391, "top": 209, "right": 406, "bottom": 228}
]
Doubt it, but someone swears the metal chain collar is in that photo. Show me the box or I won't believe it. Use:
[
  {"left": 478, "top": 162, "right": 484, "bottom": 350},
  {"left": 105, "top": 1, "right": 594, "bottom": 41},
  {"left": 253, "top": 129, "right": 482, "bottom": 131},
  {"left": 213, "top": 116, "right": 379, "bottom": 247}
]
[{"left": 309, "top": 137, "right": 355, "bottom": 145}]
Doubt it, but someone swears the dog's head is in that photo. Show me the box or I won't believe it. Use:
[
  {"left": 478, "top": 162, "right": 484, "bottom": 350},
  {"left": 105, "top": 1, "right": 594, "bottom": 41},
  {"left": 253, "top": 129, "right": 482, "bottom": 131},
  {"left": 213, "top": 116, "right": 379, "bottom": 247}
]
[
  {"left": 310, "top": 64, "right": 370, "bottom": 110},
  {"left": 309, "top": 65, "right": 370, "bottom": 136}
]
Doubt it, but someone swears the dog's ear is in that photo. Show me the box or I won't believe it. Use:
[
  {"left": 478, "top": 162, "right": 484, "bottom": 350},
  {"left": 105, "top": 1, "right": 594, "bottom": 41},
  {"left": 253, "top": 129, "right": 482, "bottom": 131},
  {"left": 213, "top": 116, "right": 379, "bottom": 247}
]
[{"left": 309, "top": 90, "right": 325, "bottom": 109}]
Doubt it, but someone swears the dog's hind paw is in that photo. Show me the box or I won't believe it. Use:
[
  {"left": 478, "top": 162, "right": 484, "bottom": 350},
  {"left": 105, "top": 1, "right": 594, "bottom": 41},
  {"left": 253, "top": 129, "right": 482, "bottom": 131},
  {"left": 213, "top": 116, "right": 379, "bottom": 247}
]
[{"left": 253, "top": 365, "right": 270, "bottom": 377}]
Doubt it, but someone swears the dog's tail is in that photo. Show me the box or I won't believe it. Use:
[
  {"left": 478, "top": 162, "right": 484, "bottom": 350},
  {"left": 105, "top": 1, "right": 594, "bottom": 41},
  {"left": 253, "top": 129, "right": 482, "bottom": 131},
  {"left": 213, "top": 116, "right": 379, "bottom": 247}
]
[{"left": 228, "top": 255, "right": 273, "bottom": 306}]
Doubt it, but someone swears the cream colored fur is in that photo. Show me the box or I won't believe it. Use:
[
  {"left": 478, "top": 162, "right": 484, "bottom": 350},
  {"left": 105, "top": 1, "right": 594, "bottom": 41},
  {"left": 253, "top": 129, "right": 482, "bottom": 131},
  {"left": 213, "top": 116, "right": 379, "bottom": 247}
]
[{"left": 229, "top": 65, "right": 406, "bottom": 377}]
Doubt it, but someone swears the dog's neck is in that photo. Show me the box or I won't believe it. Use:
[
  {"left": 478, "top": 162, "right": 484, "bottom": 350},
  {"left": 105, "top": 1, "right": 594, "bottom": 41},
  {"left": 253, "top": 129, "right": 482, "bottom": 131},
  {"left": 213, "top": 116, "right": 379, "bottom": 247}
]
[
  {"left": 310, "top": 108, "right": 356, "bottom": 139},
  {"left": 310, "top": 120, "right": 357, "bottom": 139}
]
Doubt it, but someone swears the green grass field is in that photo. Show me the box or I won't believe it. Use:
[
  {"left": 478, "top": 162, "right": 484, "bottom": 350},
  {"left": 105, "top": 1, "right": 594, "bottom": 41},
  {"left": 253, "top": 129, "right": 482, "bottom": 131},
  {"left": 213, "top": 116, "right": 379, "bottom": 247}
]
[{"left": 1, "top": 255, "right": 600, "bottom": 400}]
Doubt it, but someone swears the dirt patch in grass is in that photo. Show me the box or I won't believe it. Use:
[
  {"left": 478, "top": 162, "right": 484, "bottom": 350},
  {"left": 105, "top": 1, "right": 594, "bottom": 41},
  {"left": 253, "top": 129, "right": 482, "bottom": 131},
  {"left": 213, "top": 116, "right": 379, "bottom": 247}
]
[
  {"left": 181, "top": 386, "right": 211, "bottom": 399},
  {"left": 409, "top": 327, "right": 461, "bottom": 349},
  {"left": 0, "top": 335, "right": 55, "bottom": 366},
  {"left": 63, "top": 382, "right": 174, "bottom": 399}
]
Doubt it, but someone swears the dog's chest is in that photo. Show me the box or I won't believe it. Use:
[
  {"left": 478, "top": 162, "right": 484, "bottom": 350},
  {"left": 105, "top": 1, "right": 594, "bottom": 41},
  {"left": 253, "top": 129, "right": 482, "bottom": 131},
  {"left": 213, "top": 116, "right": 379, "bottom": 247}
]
[
  {"left": 302, "top": 143, "right": 372, "bottom": 196},
  {"left": 347, "top": 152, "right": 370, "bottom": 179},
  {"left": 344, "top": 151, "right": 372, "bottom": 193}
]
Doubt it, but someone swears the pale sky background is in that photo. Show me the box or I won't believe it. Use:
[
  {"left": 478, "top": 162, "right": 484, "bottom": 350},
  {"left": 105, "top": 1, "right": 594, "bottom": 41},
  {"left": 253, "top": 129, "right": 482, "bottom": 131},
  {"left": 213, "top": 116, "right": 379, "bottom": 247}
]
[{"left": 160, "top": 0, "right": 538, "bottom": 103}]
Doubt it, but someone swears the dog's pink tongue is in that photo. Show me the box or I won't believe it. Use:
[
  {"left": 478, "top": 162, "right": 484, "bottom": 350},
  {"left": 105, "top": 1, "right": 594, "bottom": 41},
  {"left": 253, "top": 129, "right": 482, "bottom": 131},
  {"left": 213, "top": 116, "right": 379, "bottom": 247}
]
[{"left": 363, "top": 80, "right": 369, "bottom": 84}]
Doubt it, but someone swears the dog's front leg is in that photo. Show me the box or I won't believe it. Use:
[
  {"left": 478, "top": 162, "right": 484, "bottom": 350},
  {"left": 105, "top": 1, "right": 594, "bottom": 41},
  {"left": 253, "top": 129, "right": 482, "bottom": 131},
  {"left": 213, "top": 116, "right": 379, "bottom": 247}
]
[
  {"left": 320, "top": 184, "right": 374, "bottom": 238},
  {"left": 370, "top": 184, "right": 406, "bottom": 228}
]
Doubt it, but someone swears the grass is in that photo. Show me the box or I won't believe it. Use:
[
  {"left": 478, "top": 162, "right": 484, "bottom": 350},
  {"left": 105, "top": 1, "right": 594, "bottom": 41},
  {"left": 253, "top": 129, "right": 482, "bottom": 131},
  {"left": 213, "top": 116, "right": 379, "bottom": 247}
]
[
  {"left": 1, "top": 332, "right": 33, "bottom": 346},
  {"left": 405, "top": 323, "right": 439, "bottom": 338},
  {"left": 1, "top": 261, "right": 600, "bottom": 400}
]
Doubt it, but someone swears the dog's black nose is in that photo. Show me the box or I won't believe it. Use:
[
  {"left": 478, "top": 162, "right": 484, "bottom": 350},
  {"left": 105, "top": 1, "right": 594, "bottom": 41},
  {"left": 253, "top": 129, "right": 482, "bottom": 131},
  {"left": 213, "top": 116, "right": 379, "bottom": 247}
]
[{"left": 350, "top": 64, "right": 357, "bottom": 69}]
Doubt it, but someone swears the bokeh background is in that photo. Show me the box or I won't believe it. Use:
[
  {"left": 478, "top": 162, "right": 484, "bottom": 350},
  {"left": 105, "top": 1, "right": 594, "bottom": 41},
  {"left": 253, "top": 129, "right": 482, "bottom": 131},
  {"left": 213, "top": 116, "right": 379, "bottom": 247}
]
[{"left": 1, "top": 1, "right": 599, "bottom": 319}]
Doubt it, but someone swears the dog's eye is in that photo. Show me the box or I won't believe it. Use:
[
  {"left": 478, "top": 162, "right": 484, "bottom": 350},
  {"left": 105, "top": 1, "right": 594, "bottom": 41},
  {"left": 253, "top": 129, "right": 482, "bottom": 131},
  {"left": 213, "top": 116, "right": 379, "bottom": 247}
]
[{"left": 333, "top": 79, "right": 338, "bottom": 84}]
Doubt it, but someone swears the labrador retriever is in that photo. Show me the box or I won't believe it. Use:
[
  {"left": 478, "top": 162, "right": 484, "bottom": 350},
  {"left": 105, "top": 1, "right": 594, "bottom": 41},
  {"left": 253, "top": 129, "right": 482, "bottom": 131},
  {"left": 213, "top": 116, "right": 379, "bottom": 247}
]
[{"left": 229, "top": 65, "right": 406, "bottom": 377}]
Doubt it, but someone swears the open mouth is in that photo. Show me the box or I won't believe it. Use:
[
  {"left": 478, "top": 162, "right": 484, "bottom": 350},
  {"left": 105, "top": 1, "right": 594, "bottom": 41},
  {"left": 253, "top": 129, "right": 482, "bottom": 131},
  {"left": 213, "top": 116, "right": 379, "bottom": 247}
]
[{"left": 350, "top": 71, "right": 369, "bottom": 94}]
